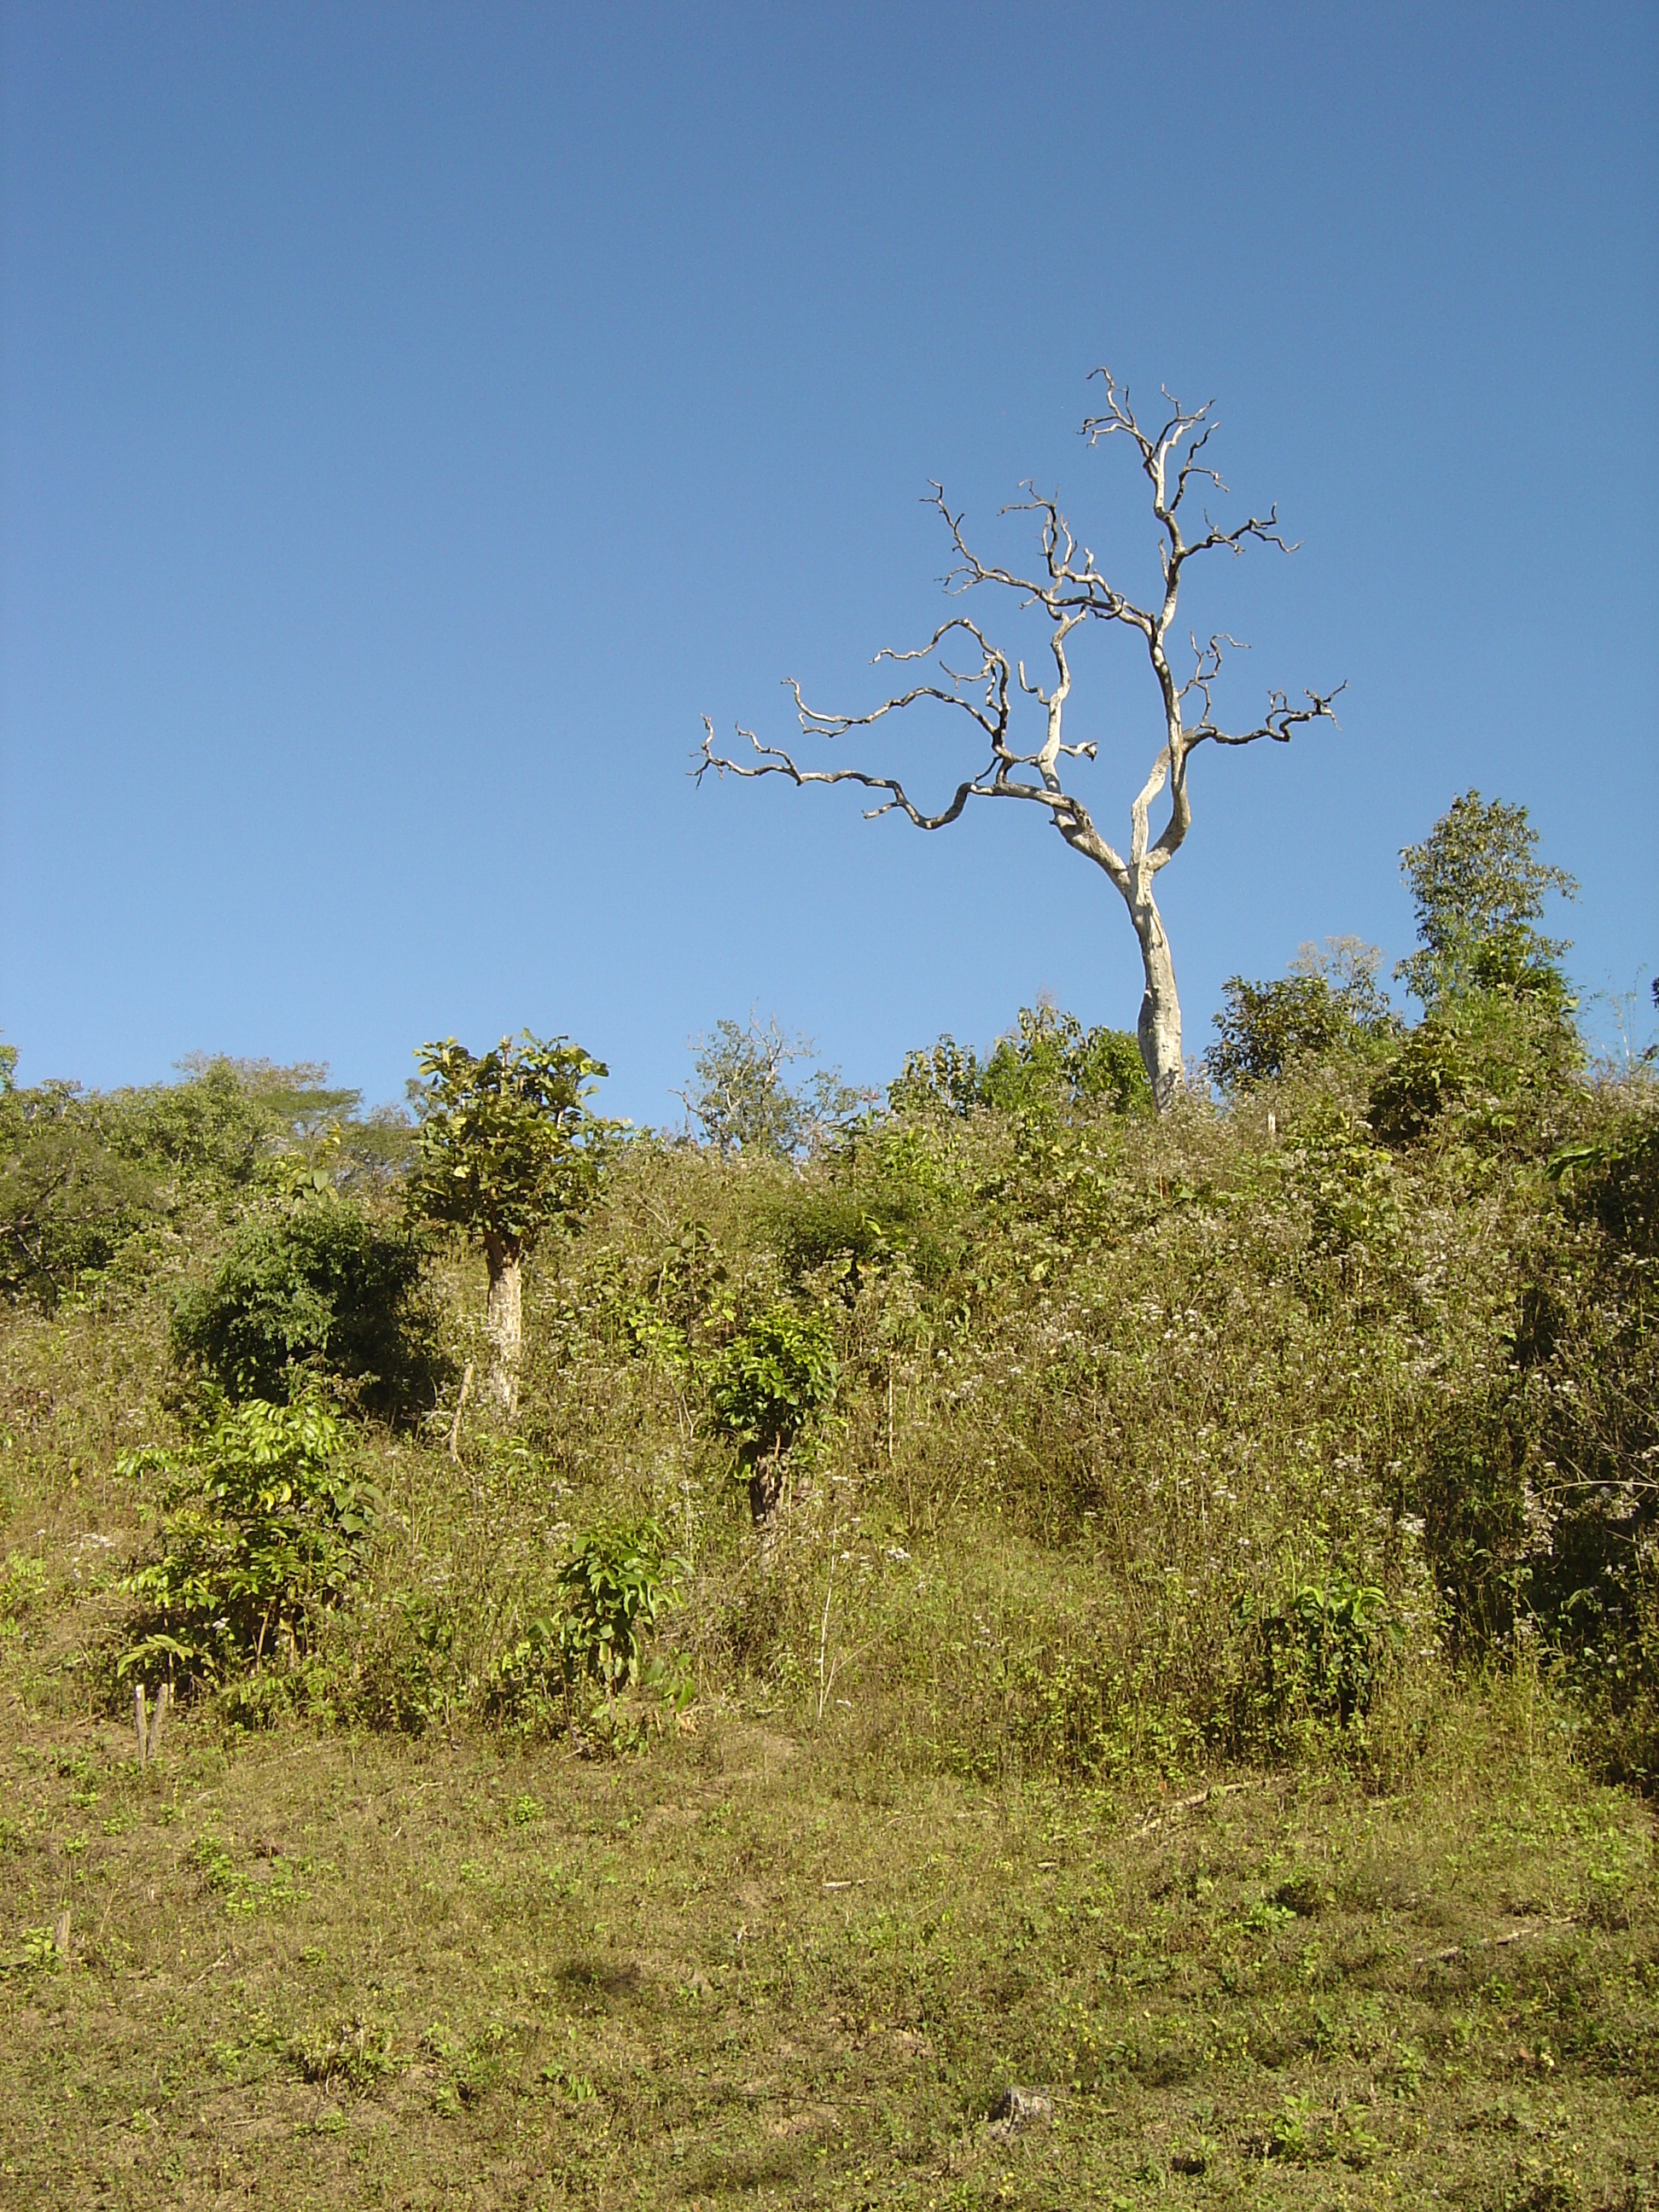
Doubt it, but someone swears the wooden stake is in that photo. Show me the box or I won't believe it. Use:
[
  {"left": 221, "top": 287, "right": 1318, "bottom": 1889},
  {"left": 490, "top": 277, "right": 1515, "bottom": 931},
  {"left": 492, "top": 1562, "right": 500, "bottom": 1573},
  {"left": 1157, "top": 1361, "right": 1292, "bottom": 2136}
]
[
  {"left": 133, "top": 1684, "right": 148, "bottom": 1767},
  {"left": 146, "top": 1679, "right": 171, "bottom": 1762},
  {"left": 449, "top": 1360, "right": 474, "bottom": 1463}
]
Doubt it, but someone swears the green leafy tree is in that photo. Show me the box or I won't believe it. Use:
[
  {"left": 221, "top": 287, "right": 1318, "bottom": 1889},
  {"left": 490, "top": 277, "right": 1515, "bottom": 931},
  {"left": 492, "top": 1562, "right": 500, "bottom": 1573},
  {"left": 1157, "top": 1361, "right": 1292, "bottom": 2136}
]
[
  {"left": 0, "top": 1051, "right": 410, "bottom": 1306},
  {"left": 978, "top": 1004, "right": 1152, "bottom": 1116},
  {"left": 1371, "top": 798, "right": 1583, "bottom": 1148},
  {"left": 678, "top": 1013, "right": 875, "bottom": 1158},
  {"left": 1396, "top": 790, "right": 1578, "bottom": 1007},
  {"left": 108, "top": 1057, "right": 325, "bottom": 1193},
  {"left": 0, "top": 1073, "right": 155, "bottom": 1304},
  {"left": 887, "top": 1034, "right": 985, "bottom": 1118},
  {"left": 889, "top": 1004, "right": 1151, "bottom": 1118},
  {"left": 407, "top": 1033, "right": 610, "bottom": 1410},
  {"left": 1208, "top": 940, "right": 1396, "bottom": 1092}
]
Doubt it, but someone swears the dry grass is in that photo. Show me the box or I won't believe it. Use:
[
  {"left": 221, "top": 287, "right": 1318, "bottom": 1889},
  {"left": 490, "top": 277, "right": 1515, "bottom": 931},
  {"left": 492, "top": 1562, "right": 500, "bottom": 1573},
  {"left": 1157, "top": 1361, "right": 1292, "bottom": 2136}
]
[{"left": 2, "top": 1691, "right": 1655, "bottom": 2209}]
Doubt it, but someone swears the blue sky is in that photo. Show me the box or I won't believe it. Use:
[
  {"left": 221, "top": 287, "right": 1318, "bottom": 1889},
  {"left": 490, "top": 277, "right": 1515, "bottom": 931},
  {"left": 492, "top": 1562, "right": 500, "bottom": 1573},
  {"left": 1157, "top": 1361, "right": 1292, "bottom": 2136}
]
[{"left": 3, "top": 1, "right": 1655, "bottom": 1124}]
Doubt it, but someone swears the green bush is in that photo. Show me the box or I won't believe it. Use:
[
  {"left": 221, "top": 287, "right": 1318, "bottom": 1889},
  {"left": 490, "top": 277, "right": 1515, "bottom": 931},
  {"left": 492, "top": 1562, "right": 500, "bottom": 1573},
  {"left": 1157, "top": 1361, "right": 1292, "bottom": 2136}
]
[
  {"left": 889, "top": 1004, "right": 1151, "bottom": 1118},
  {"left": 1527, "top": 1109, "right": 1658, "bottom": 1780},
  {"left": 482, "top": 1517, "right": 684, "bottom": 1739},
  {"left": 765, "top": 1125, "right": 965, "bottom": 1291},
  {"left": 707, "top": 1306, "right": 838, "bottom": 1455},
  {"left": 171, "top": 1201, "right": 443, "bottom": 1413},
  {"left": 1284, "top": 1104, "right": 1400, "bottom": 1267},
  {"left": 1550, "top": 1118, "right": 1659, "bottom": 1254},
  {"left": 1388, "top": 1084, "right": 1659, "bottom": 1778},
  {"left": 1208, "top": 968, "right": 1395, "bottom": 1093},
  {"left": 118, "top": 1397, "right": 380, "bottom": 1697},
  {"left": 1369, "top": 989, "right": 1583, "bottom": 1150}
]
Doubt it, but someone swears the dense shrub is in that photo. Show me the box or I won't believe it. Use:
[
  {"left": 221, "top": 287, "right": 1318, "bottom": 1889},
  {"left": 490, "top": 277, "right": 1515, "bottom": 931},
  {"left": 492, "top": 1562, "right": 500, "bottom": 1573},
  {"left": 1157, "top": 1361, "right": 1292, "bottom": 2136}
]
[
  {"left": 1369, "top": 987, "right": 1583, "bottom": 1150},
  {"left": 765, "top": 1124, "right": 968, "bottom": 1292},
  {"left": 171, "top": 1201, "right": 443, "bottom": 1413},
  {"left": 1526, "top": 1109, "right": 1658, "bottom": 1778}
]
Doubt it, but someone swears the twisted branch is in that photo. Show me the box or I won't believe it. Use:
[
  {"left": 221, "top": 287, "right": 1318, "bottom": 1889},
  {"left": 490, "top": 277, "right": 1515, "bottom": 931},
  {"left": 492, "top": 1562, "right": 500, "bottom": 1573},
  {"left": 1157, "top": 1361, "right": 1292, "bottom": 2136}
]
[{"left": 697, "top": 368, "right": 1342, "bottom": 908}]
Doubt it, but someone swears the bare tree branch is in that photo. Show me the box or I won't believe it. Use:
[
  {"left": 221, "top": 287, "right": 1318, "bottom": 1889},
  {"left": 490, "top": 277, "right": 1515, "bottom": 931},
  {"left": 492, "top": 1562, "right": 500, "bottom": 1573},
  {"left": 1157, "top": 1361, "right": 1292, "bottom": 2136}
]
[
  {"left": 697, "top": 369, "right": 1343, "bottom": 1107},
  {"left": 697, "top": 714, "right": 1129, "bottom": 876}
]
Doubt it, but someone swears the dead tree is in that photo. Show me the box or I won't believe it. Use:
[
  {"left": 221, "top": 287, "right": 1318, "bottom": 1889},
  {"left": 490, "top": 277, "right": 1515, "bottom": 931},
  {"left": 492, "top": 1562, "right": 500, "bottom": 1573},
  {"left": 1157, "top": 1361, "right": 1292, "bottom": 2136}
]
[{"left": 699, "top": 372, "right": 1342, "bottom": 1107}]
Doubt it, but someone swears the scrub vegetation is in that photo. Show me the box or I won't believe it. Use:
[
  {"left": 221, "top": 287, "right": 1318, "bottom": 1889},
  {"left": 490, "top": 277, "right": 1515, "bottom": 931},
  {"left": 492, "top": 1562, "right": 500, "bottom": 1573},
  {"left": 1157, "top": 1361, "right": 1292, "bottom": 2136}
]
[{"left": 1, "top": 795, "right": 1655, "bottom": 2209}]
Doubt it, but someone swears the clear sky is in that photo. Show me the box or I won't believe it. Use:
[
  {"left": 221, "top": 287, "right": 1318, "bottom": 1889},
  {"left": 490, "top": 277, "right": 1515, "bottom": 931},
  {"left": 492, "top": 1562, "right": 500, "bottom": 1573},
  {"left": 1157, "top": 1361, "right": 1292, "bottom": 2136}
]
[{"left": 3, "top": 1, "right": 1656, "bottom": 1125}]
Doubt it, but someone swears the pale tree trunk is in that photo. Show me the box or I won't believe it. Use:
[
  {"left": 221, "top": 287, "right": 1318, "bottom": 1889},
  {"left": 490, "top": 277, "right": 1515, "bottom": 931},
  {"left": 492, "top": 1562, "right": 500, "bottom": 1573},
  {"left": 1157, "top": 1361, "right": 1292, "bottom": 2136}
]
[
  {"left": 1068, "top": 738, "right": 1188, "bottom": 1108},
  {"left": 748, "top": 1449, "right": 786, "bottom": 1528},
  {"left": 1126, "top": 880, "right": 1184, "bottom": 1108},
  {"left": 482, "top": 1235, "right": 523, "bottom": 1414}
]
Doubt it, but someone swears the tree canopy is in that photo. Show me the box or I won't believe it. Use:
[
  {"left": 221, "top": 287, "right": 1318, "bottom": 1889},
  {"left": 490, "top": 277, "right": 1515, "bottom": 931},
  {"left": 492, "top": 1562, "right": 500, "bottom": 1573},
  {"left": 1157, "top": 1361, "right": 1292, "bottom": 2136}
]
[
  {"left": 406, "top": 1033, "right": 610, "bottom": 1260},
  {"left": 1396, "top": 789, "right": 1578, "bottom": 1005}
]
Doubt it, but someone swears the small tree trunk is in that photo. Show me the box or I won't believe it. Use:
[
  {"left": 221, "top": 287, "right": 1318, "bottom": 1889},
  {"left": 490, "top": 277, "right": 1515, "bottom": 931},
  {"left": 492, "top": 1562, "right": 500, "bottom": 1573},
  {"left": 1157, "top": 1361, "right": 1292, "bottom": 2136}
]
[
  {"left": 1127, "top": 882, "right": 1185, "bottom": 1109},
  {"left": 748, "top": 1447, "right": 786, "bottom": 1529},
  {"left": 482, "top": 1236, "right": 523, "bottom": 1414},
  {"left": 749, "top": 1445, "right": 800, "bottom": 1573}
]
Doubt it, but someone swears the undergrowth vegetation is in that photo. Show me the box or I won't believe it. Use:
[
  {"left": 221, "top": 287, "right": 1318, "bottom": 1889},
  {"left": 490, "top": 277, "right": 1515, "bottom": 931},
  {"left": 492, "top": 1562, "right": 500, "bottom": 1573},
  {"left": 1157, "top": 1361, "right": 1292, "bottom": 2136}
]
[{"left": 0, "top": 804, "right": 1654, "bottom": 1790}]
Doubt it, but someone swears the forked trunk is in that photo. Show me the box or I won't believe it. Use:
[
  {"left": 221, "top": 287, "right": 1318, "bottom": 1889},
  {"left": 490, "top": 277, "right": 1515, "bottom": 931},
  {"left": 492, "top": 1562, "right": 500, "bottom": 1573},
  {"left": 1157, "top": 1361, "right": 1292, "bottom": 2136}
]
[
  {"left": 1128, "top": 885, "right": 1185, "bottom": 1109},
  {"left": 483, "top": 1236, "right": 523, "bottom": 1414}
]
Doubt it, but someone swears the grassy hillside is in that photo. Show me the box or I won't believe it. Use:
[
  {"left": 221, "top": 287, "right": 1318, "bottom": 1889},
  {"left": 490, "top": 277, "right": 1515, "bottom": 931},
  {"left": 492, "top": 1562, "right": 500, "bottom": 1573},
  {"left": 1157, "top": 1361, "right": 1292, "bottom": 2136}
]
[{"left": 3, "top": 893, "right": 1656, "bottom": 2204}]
